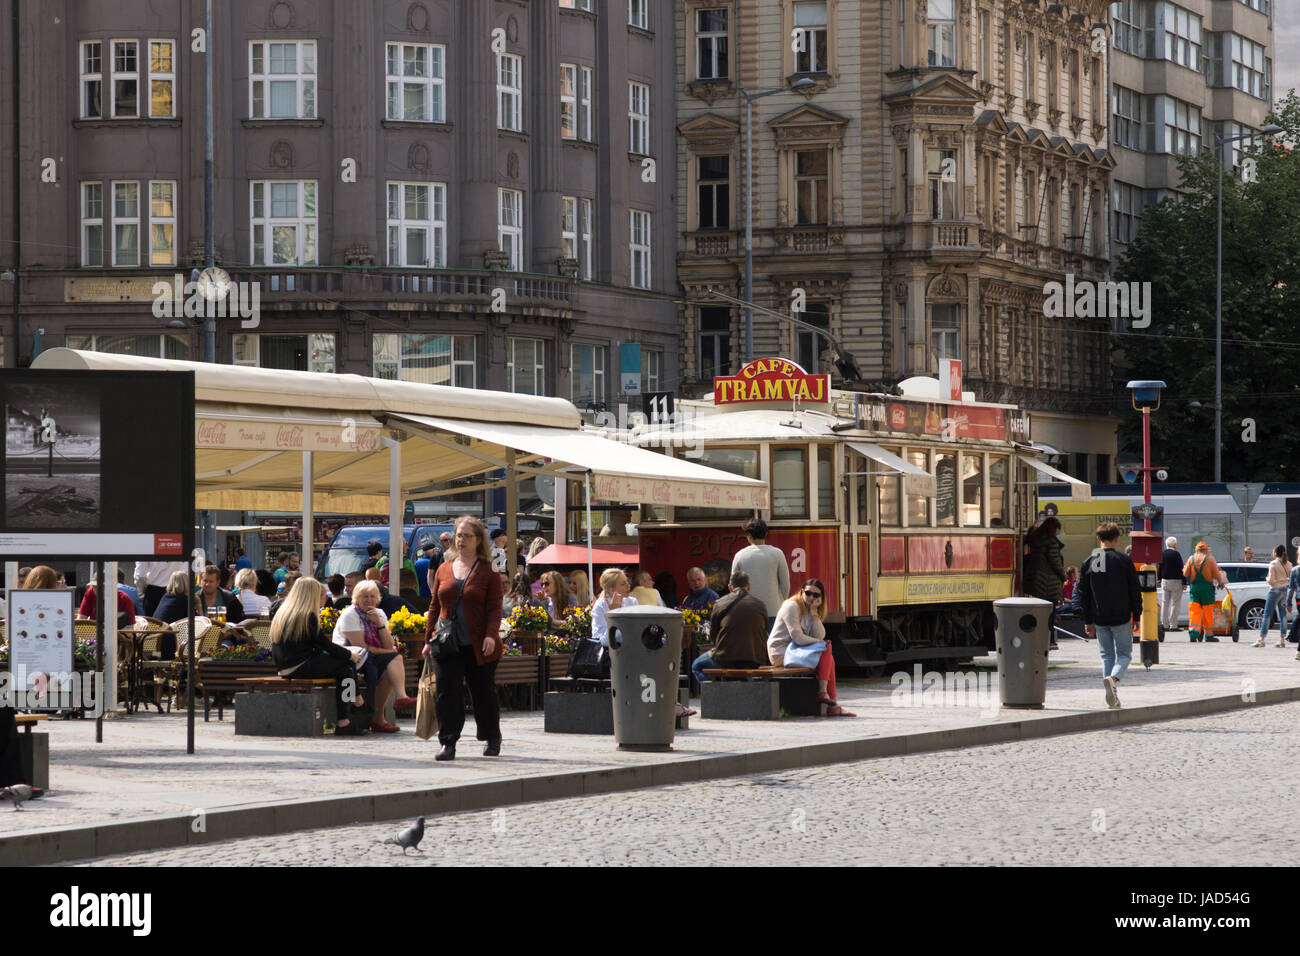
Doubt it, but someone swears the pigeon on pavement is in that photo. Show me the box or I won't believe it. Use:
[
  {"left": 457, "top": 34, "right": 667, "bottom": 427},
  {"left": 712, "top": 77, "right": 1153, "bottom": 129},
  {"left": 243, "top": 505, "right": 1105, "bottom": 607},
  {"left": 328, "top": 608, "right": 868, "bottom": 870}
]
[
  {"left": 387, "top": 816, "right": 425, "bottom": 853},
  {"left": 0, "top": 784, "right": 33, "bottom": 811}
]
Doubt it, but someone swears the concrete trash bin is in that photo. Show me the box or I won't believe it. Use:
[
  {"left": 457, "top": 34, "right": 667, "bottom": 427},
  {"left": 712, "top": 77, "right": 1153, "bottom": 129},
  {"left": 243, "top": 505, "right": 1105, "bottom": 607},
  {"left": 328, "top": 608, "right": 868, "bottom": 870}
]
[
  {"left": 993, "top": 597, "right": 1052, "bottom": 708},
  {"left": 606, "top": 605, "right": 681, "bottom": 751}
]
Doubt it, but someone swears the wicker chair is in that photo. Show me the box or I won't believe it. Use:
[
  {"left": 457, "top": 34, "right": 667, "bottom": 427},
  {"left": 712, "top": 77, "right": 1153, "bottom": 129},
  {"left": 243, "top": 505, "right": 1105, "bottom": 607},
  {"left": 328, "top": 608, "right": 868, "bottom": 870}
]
[{"left": 140, "top": 631, "right": 182, "bottom": 713}]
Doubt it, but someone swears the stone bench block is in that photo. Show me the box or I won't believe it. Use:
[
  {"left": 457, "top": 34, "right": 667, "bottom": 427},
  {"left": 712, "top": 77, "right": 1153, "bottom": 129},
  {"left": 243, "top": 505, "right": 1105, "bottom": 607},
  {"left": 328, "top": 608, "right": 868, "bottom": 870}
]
[
  {"left": 544, "top": 691, "right": 614, "bottom": 735},
  {"left": 234, "top": 690, "right": 336, "bottom": 737},
  {"left": 18, "top": 732, "right": 49, "bottom": 790},
  {"left": 777, "top": 678, "right": 824, "bottom": 717},
  {"left": 701, "top": 680, "right": 780, "bottom": 720}
]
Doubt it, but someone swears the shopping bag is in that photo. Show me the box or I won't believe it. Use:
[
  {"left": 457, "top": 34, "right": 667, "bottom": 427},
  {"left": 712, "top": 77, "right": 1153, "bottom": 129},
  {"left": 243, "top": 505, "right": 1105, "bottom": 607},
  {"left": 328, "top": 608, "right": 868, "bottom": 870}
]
[
  {"left": 415, "top": 657, "right": 438, "bottom": 740},
  {"left": 783, "top": 640, "right": 826, "bottom": 669}
]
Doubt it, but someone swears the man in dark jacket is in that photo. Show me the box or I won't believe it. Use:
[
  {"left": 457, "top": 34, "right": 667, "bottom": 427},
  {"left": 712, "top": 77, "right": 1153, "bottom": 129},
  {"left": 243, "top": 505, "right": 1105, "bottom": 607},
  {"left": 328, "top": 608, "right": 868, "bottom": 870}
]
[
  {"left": 691, "top": 570, "right": 769, "bottom": 686},
  {"left": 1157, "top": 536, "right": 1185, "bottom": 632},
  {"left": 1078, "top": 522, "right": 1143, "bottom": 710}
]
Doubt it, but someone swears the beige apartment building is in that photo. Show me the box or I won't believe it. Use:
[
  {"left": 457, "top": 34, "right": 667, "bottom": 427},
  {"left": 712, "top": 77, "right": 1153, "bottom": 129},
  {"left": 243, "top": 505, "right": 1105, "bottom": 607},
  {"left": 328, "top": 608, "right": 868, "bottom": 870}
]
[
  {"left": 1109, "top": 0, "right": 1275, "bottom": 253},
  {"left": 676, "top": 0, "right": 1121, "bottom": 483}
]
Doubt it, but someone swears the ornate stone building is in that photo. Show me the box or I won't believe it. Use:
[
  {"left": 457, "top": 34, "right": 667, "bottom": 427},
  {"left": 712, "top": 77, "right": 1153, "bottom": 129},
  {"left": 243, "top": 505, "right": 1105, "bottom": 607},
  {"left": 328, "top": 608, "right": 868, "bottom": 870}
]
[{"left": 676, "top": 0, "right": 1118, "bottom": 481}]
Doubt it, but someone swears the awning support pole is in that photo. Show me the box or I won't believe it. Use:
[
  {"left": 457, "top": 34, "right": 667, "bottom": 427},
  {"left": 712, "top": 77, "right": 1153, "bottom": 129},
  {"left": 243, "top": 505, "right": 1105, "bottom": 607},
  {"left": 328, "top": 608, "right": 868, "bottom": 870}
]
[
  {"left": 301, "top": 451, "right": 314, "bottom": 576},
  {"left": 104, "top": 560, "right": 118, "bottom": 714},
  {"left": 505, "top": 448, "right": 518, "bottom": 581},
  {"left": 585, "top": 472, "right": 594, "bottom": 590},
  {"left": 383, "top": 436, "right": 401, "bottom": 590}
]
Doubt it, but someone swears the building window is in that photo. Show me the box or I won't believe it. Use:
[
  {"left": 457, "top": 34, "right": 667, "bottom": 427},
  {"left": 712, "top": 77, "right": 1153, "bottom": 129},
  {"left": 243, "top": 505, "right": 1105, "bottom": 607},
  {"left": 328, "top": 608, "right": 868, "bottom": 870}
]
[
  {"left": 1047, "top": 177, "right": 1059, "bottom": 245},
  {"left": 387, "top": 182, "right": 446, "bottom": 268},
  {"left": 234, "top": 333, "right": 336, "bottom": 373},
  {"left": 581, "top": 198, "right": 594, "bottom": 280},
  {"left": 150, "top": 181, "right": 176, "bottom": 267},
  {"left": 1113, "top": 85, "right": 1143, "bottom": 149},
  {"left": 497, "top": 52, "right": 522, "bottom": 131},
  {"left": 498, "top": 188, "right": 524, "bottom": 271},
  {"left": 1230, "top": 35, "right": 1267, "bottom": 99},
  {"left": 1113, "top": 181, "right": 1142, "bottom": 244},
  {"left": 81, "top": 183, "right": 104, "bottom": 267},
  {"left": 386, "top": 42, "right": 445, "bottom": 122},
  {"left": 580, "top": 67, "right": 593, "bottom": 141},
  {"left": 796, "top": 149, "right": 829, "bottom": 224},
  {"left": 373, "top": 333, "right": 475, "bottom": 387},
  {"left": 797, "top": 303, "right": 830, "bottom": 373},
  {"left": 560, "top": 0, "right": 595, "bottom": 10},
  {"left": 1091, "top": 187, "right": 1103, "bottom": 257},
  {"left": 1091, "top": 59, "right": 1102, "bottom": 125},
  {"left": 1160, "top": 3, "right": 1201, "bottom": 72},
  {"left": 629, "top": 210, "right": 651, "bottom": 289},
  {"left": 250, "top": 41, "right": 317, "bottom": 119},
  {"left": 112, "top": 181, "right": 140, "bottom": 266},
  {"left": 628, "top": 81, "right": 650, "bottom": 154},
  {"left": 699, "top": 306, "right": 730, "bottom": 379},
  {"left": 111, "top": 40, "right": 140, "bottom": 118},
  {"left": 696, "top": 155, "right": 730, "bottom": 230},
  {"left": 1113, "top": 0, "right": 1143, "bottom": 56},
  {"left": 629, "top": 0, "right": 649, "bottom": 30},
  {"left": 66, "top": 334, "right": 190, "bottom": 359},
  {"left": 559, "top": 64, "right": 594, "bottom": 140},
  {"left": 1023, "top": 168, "right": 1037, "bottom": 236},
  {"left": 1159, "top": 95, "right": 1201, "bottom": 155},
  {"left": 506, "top": 337, "right": 546, "bottom": 395},
  {"left": 1068, "top": 51, "right": 1079, "bottom": 117},
  {"left": 931, "top": 304, "right": 959, "bottom": 364},
  {"left": 250, "top": 180, "right": 319, "bottom": 266},
  {"left": 794, "top": 1, "right": 828, "bottom": 74},
  {"left": 643, "top": 349, "right": 661, "bottom": 391},
  {"left": 562, "top": 196, "right": 578, "bottom": 260},
  {"left": 696, "top": 9, "right": 729, "bottom": 80},
  {"left": 571, "top": 344, "right": 606, "bottom": 404},
  {"left": 562, "top": 197, "right": 594, "bottom": 280},
  {"left": 927, "top": 0, "right": 955, "bottom": 68},
  {"left": 978, "top": 10, "right": 990, "bottom": 83},
  {"left": 149, "top": 40, "right": 175, "bottom": 117},
  {"left": 81, "top": 41, "right": 103, "bottom": 118},
  {"left": 1023, "top": 33, "right": 1035, "bottom": 102},
  {"left": 1046, "top": 43, "right": 1057, "bottom": 111},
  {"left": 927, "top": 149, "right": 956, "bottom": 219}
]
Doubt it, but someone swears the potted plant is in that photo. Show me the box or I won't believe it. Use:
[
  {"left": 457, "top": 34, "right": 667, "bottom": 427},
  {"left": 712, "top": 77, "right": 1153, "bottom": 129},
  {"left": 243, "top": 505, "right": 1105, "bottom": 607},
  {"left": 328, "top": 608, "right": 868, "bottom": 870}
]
[
  {"left": 386, "top": 606, "right": 427, "bottom": 657},
  {"left": 505, "top": 603, "right": 550, "bottom": 656}
]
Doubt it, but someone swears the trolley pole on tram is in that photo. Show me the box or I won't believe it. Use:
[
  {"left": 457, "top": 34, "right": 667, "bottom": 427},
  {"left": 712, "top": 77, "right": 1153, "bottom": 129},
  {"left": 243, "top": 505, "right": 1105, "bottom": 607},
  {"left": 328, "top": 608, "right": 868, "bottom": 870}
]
[{"left": 1128, "top": 381, "right": 1166, "bottom": 667}]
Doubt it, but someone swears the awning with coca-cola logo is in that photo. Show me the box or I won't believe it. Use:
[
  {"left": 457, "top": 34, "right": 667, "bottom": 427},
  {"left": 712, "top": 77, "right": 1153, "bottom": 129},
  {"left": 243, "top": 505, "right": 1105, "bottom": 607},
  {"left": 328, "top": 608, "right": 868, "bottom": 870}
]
[
  {"left": 195, "top": 404, "right": 383, "bottom": 453},
  {"left": 389, "top": 413, "right": 770, "bottom": 510}
]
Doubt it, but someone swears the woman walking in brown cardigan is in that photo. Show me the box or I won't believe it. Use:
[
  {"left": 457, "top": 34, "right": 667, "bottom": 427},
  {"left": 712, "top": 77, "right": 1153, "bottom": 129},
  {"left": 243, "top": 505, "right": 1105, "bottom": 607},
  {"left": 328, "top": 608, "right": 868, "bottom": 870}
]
[{"left": 423, "top": 515, "right": 505, "bottom": 761}]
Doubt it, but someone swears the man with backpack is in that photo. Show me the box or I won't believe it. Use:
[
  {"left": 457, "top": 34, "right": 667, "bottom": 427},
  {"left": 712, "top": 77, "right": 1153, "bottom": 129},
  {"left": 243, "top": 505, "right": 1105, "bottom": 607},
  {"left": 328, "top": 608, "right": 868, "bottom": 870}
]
[{"left": 1077, "top": 522, "right": 1143, "bottom": 709}]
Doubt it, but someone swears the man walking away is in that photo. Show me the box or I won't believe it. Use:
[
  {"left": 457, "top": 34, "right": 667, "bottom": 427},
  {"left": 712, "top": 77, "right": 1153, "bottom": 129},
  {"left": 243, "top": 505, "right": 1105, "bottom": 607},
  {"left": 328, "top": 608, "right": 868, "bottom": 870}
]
[
  {"left": 1183, "top": 542, "right": 1227, "bottom": 643},
  {"left": 1158, "top": 536, "right": 1185, "bottom": 633},
  {"left": 731, "top": 517, "right": 790, "bottom": 631},
  {"left": 691, "top": 571, "right": 768, "bottom": 686},
  {"left": 1078, "top": 522, "right": 1142, "bottom": 709}
]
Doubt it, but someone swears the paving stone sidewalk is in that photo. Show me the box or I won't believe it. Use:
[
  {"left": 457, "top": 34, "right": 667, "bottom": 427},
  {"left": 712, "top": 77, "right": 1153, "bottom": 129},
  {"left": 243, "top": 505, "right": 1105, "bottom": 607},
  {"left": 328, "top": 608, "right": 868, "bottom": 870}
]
[{"left": 3, "top": 637, "right": 1297, "bottom": 838}]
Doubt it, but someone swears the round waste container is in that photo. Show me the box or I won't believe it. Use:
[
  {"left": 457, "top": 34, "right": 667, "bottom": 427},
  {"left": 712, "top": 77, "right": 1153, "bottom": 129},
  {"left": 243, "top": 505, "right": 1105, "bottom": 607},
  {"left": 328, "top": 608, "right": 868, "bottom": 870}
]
[
  {"left": 993, "top": 597, "right": 1051, "bottom": 708},
  {"left": 606, "top": 605, "right": 682, "bottom": 751}
]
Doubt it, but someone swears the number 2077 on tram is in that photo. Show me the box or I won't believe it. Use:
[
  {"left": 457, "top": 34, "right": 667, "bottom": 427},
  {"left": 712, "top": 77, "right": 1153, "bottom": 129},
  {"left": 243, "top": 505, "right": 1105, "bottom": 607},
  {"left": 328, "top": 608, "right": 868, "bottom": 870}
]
[{"left": 628, "top": 357, "right": 1085, "bottom": 671}]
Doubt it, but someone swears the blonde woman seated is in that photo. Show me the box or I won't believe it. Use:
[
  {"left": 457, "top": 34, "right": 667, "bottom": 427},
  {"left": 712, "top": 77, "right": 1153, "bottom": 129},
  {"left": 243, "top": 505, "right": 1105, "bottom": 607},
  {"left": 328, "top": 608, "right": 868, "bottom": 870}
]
[
  {"left": 234, "top": 568, "right": 271, "bottom": 617},
  {"left": 568, "top": 570, "right": 592, "bottom": 607},
  {"left": 271, "top": 577, "right": 370, "bottom": 735},
  {"left": 334, "top": 579, "right": 415, "bottom": 734},
  {"left": 766, "top": 579, "right": 854, "bottom": 717}
]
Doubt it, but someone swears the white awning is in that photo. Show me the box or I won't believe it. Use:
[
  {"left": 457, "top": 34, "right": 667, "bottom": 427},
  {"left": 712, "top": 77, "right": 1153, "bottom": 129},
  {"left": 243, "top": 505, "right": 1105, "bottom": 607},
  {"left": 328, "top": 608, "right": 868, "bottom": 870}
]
[
  {"left": 196, "top": 404, "right": 384, "bottom": 453},
  {"left": 1023, "top": 456, "right": 1092, "bottom": 502},
  {"left": 846, "top": 442, "right": 936, "bottom": 497},
  {"left": 389, "top": 413, "right": 770, "bottom": 510}
]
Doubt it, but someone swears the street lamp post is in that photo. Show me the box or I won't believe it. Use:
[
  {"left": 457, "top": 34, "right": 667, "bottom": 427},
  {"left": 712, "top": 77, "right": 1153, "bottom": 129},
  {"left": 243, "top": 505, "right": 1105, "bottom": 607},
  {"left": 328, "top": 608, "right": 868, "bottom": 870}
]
[
  {"left": 741, "top": 78, "right": 815, "bottom": 365},
  {"left": 1213, "top": 124, "right": 1282, "bottom": 483},
  {"left": 1128, "top": 380, "right": 1166, "bottom": 666}
]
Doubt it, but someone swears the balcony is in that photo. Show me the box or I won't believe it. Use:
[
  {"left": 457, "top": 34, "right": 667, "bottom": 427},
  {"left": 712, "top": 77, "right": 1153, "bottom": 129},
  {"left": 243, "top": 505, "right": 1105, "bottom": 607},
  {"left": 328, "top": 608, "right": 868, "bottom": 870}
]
[
  {"left": 688, "top": 232, "right": 733, "bottom": 256},
  {"left": 932, "top": 222, "right": 972, "bottom": 249},
  {"left": 231, "top": 266, "right": 576, "bottom": 310}
]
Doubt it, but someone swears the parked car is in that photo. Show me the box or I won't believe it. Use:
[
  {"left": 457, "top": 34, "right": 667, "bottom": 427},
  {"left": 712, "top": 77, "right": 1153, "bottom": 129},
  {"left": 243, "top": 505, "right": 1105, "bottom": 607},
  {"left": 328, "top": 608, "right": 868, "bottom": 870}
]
[
  {"left": 314, "top": 524, "right": 453, "bottom": 580},
  {"left": 1157, "top": 562, "right": 1274, "bottom": 642}
]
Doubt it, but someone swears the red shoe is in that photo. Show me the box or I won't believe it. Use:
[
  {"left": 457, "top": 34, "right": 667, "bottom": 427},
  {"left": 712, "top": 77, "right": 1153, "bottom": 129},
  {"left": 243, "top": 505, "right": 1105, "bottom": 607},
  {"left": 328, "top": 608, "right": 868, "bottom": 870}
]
[
  {"left": 817, "top": 692, "right": 837, "bottom": 706},
  {"left": 369, "top": 721, "right": 401, "bottom": 734},
  {"left": 393, "top": 697, "right": 418, "bottom": 709}
]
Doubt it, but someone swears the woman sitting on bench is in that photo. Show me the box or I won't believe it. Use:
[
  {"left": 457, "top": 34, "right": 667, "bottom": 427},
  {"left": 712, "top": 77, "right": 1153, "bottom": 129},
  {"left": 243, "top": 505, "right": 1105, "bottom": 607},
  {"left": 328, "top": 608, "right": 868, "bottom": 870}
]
[
  {"left": 334, "top": 580, "right": 414, "bottom": 734},
  {"left": 271, "top": 577, "right": 369, "bottom": 736},
  {"left": 767, "top": 580, "right": 854, "bottom": 717}
]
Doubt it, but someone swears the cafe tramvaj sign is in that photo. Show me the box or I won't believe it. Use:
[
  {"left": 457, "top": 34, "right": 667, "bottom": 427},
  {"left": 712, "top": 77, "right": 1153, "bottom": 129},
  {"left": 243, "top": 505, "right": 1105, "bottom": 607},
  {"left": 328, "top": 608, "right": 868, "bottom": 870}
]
[{"left": 713, "top": 358, "right": 831, "bottom": 406}]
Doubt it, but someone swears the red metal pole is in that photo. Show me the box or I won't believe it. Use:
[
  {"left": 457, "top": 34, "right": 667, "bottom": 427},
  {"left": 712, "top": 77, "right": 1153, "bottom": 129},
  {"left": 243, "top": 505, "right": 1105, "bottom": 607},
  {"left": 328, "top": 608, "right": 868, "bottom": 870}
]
[{"left": 1142, "top": 406, "right": 1152, "bottom": 532}]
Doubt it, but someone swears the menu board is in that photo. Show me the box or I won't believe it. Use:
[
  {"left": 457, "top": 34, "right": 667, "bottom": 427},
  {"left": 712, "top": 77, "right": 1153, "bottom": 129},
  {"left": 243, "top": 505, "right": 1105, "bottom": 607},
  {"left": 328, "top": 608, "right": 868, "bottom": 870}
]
[{"left": 6, "top": 588, "right": 76, "bottom": 694}]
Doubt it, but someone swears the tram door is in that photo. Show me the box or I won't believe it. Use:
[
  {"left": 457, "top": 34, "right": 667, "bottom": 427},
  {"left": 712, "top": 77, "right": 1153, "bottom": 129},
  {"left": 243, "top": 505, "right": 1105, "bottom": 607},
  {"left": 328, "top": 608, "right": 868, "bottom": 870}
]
[{"left": 846, "top": 448, "right": 874, "bottom": 618}]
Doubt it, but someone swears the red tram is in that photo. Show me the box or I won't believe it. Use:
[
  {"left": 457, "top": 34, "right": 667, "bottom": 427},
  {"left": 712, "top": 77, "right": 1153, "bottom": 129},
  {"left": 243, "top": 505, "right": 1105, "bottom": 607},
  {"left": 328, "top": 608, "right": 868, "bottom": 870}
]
[{"left": 630, "top": 358, "right": 1087, "bottom": 670}]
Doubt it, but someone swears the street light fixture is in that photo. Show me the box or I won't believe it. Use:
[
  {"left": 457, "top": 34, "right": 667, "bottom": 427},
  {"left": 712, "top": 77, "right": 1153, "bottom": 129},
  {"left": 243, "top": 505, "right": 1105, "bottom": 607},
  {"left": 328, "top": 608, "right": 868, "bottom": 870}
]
[
  {"left": 1127, "top": 379, "right": 1166, "bottom": 664},
  {"left": 741, "top": 77, "right": 816, "bottom": 365},
  {"left": 1213, "top": 123, "right": 1283, "bottom": 483}
]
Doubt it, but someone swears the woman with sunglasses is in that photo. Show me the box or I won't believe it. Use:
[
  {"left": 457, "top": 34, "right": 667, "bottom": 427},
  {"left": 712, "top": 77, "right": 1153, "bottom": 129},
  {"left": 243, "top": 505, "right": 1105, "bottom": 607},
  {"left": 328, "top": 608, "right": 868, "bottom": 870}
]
[{"left": 767, "top": 579, "right": 854, "bottom": 717}]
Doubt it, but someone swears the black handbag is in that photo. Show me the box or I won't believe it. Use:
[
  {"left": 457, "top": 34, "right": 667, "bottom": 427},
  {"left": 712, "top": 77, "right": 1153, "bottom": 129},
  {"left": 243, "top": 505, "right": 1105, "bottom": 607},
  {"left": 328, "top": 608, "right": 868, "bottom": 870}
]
[
  {"left": 569, "top": 637, "right": 610, "bottom": 679},
  {"left": 430, "top": 559, "right": 478, "bottom": 663}
]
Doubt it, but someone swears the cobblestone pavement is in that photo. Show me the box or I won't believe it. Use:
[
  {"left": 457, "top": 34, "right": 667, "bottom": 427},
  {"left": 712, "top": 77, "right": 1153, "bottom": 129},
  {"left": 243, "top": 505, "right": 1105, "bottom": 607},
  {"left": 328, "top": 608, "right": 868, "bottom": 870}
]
[{"left": 72, "top": 701, "right": 1300, "bottom": 866}]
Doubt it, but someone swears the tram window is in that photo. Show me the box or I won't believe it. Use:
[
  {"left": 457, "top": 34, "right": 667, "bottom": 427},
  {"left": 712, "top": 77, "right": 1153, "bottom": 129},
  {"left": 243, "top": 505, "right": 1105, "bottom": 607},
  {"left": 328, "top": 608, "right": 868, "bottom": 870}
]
[
  {"left": 771, "top": 446, "right": 808, "bottom": 518},
  {"left": 676, "top": 446, "right": 760, "bottom": 521},
  {"left": 906, "top": 449, "right": 930, "bottom": 526},
  {"left": 817, "top": 446, "right": 835, "bottom": 520},
  {"left": 961, "top": 454, "right": 983, "bottom": 526},
  {"left": 936, "top": 453, "right": 957, "bottom": 526},
  {"left": 878, "top": 474, "right": 900, "bottom": 525},
  {"left": 988, "top": 456, "right": 1008, "bottom": 526}
]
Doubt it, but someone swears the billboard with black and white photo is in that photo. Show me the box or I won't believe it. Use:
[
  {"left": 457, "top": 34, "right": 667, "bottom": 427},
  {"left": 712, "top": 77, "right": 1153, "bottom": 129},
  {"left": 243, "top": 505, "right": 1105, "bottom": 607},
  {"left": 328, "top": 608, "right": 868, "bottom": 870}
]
[{"left": 0, "top": 369, "right": 194, "bottom": 559}]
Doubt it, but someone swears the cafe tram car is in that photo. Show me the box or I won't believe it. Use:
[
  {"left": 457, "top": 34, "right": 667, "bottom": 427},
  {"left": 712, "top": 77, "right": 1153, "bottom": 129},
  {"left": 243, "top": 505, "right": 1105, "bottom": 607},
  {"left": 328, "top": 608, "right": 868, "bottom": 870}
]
[{"left": 630, "top": 358, "right": 1088, "bottom": 672}]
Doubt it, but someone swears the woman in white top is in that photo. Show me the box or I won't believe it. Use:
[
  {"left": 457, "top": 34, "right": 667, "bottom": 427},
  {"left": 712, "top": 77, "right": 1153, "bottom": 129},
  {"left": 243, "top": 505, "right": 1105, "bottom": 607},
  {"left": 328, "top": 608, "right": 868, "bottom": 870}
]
[
  {"left": 590, "top": 568, "right": 637, "bottom": 647},
  {"left": 334, "top": 580, "right": 415, "bottom": 732},
  {"left": 766, "top": 579, "right": 853, "bottom": 717},
  {"left": 1256, "top": 544, "right": 1292, "bottom": 648},
  {"left": 234, "top": 568, "right": 271, "bottom": 617}
]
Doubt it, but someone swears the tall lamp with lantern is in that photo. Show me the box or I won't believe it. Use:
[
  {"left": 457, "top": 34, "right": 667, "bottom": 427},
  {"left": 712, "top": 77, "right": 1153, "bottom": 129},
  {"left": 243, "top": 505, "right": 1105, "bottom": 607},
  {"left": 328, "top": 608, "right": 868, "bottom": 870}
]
[{"left": 1128, "top": 380, "right": 1166, "bottom": 667}]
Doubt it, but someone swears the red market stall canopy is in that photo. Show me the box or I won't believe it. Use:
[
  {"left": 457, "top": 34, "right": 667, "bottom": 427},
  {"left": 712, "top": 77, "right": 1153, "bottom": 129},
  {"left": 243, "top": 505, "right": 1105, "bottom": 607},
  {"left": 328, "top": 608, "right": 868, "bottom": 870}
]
[{"left": 527, "top": 543, "right": 640, "bottom": 566}]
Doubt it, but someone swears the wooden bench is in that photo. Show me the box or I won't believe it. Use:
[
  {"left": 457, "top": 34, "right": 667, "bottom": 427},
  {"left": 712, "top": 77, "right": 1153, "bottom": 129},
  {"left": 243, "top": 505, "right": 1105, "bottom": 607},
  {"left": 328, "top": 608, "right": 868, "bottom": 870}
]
[
  {"left": 196, "top": 660, "right": 277, "bottom": 721},
  {"left": 14, "top": 714, "right": 50, "bottom": 789},
  {"left": 700, "top": 666, "right": 822, "bottom": 719},
  {"left": 235, "top": 677, "right": 334, "bottom": 693}
]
